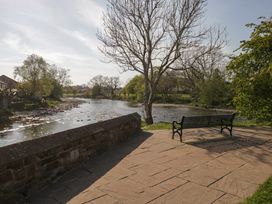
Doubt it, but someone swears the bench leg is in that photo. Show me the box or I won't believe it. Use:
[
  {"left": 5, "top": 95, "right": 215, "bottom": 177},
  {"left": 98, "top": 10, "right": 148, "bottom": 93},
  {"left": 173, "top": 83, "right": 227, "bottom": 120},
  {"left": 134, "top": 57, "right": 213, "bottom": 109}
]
[
  {"left": 172, "top": 129, "right": 183, "bottom": 142},
  {"left": 179, "top": 129, "right": 183, "bottom": 142},
  {"left": 230, "top": 124, "right": 233, "bottom": 136},
  {"left": 172, "top": 128, "right": 175, "bottom": 139}
]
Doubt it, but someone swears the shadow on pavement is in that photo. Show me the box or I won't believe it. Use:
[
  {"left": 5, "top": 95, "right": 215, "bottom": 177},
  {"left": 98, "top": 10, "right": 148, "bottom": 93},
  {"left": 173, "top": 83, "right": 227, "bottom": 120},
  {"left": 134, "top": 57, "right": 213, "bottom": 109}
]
[{"left": 29, "top": 131, "right": 153, "bottom": 204}]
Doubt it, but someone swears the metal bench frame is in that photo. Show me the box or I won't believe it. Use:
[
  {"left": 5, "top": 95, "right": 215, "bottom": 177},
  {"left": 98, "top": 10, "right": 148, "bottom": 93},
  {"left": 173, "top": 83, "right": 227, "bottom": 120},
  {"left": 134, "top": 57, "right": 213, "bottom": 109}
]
[{"left": 172, "top": 113, "right": 236, "bottom": 142}]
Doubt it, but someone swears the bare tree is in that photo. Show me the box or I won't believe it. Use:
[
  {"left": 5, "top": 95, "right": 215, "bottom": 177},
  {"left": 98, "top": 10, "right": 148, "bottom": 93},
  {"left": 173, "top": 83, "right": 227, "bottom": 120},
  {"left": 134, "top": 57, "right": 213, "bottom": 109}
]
[
  {"left": 98, "top": 0, "right": 211, "bottom": 124},
  {"left": 106, "top": 77, "right": 120, "bottom": 99},
  {"left": 88, "top": 75, "right": 120, "bottom": 98},
  {"left": 176, "top": 26, "right": 227, "bottom": 99}
]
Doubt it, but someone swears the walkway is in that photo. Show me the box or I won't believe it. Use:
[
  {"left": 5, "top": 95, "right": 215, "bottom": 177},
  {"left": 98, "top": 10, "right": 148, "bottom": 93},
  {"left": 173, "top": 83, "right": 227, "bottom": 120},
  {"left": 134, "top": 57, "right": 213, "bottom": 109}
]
[{"left": 30, "top": 127, "right": 272, "bottom": 204}]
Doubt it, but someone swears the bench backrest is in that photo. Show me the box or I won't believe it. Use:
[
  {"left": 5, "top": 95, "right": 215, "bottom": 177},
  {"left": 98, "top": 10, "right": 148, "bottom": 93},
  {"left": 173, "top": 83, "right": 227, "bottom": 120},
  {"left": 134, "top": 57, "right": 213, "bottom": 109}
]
[{"left": 181, "top": 114, "right": 235, "bottom": 129}]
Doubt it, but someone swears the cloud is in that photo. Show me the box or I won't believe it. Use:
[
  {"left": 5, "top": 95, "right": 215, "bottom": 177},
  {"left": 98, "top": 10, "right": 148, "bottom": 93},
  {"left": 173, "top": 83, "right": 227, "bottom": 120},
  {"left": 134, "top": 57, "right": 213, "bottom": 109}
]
[
  {"left": 75, "top": 0, "right": 105, "bottom": 30},
  {"left": 59, "top": 28, "right": 100, "bottom": 53},
  {"left": 2, "top": 32, "right": 32, "bottom": 54},
  {"left": 0, "top": 0, "right": 137, "bottom": 85}
]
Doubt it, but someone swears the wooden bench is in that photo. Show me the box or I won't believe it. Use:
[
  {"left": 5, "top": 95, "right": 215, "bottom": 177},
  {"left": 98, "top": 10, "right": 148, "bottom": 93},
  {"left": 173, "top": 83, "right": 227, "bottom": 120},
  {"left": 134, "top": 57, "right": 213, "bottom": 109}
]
[{"left": 172, "top": 113, "right": 235, "bottom": 142}]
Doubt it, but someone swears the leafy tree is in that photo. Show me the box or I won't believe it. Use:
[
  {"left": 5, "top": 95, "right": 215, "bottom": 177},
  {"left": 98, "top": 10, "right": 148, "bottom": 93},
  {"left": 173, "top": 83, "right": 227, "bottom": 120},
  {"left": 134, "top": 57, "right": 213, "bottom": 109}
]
[
  {"left": 227, "top": 18, "right": 272, "bottom": 121},
  {"left": 47, "top": 65, "right": 72, "bottom": 99},
  {"left": 198, "top": 69, "right": 232, "bottom": 107},
  {"left": 14, "top": 54, "right": 49, "bottom": 99},
  {"left": 14, "top": 54, "right": 71, "bottom": 100},
  {"left": 122, "top": 75, "right": 144, "bottom": 102}
]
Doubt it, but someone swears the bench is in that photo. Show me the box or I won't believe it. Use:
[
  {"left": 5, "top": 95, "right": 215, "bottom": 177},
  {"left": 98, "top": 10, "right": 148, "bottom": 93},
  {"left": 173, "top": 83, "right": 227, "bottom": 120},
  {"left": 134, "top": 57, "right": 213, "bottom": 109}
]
[{"left": 172, "top": 113, "right": 235, "bottom": 142}]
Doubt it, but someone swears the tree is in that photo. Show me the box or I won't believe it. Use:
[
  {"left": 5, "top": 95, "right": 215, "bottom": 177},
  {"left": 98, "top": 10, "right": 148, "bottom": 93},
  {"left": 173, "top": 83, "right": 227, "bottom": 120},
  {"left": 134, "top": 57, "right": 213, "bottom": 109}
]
[
  {"left": 105, "top": 77, "right": 120, "bottom": 99},
  {"left": 122, "top": 75, "right": 144, "bottom": 101},
  {"left": 176, "top": 27, "right": 227, "bottom": 102},
  {"left": 98, "top": 0, "right": 213, "bottom": 124},
  {"left": 156, "top": 73, "right": 178, "bottom": 102},
  {"left": 198, "top": 69, "right": 231, "bottom": 107},
  {"left": 14, "top": 54, "right": 49, "bottom": 99},
  {"left": 47, "top": 65, "right": 72, "bottom": 99},
  {"left": 89, "top": 75, "right": 120, "bottom": 98},
  {"left": 227, "top": 17, "right": 272, "bottom": 121},
  {"left": 14, "top": 54, "right": 71, "bottom": 100}
]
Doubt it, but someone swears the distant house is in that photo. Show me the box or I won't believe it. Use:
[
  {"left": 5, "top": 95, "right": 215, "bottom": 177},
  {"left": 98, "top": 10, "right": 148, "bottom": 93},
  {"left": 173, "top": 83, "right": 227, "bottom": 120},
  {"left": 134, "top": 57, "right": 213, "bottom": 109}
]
[
  {"left": 0, "top": 80, "right": 7, "bottom": 90},
  {"left": 0, "top": 75, "right": 18, "bottom": 109},
  {"left": 0, "top": 75, "right": 18, "bottom": 89}
]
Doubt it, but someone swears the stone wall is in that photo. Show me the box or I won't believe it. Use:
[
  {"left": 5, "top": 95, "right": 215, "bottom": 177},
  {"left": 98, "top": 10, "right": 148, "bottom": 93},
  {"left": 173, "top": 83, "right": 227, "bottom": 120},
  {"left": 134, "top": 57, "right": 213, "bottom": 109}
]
[{"left": 0, "top": 113, "right": 141, "bottom": 202}]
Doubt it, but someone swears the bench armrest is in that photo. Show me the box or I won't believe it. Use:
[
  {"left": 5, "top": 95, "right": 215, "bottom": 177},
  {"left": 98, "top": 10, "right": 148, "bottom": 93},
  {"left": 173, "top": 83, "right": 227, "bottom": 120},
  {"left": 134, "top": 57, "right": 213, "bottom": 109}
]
[{"left": 172, "top": 121, "right": 182, "bottom": 129}]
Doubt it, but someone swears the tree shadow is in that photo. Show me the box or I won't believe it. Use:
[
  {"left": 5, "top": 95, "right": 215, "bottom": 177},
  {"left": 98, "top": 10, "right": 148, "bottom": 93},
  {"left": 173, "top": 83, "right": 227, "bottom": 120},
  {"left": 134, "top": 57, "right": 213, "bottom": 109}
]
[
  {"left": 28, "top": 131, "right": 153, "bottom": 204},
  {"left": 184, "top": 127, "right": 271, "bottom": 154}
]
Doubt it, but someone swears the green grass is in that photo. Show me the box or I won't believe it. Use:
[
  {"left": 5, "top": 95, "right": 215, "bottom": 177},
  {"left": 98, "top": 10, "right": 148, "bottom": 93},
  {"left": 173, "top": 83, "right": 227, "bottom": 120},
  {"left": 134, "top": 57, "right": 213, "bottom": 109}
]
[
  {"left": 141, "top": 121, "right": 172, "bottom": 130},
  {"left": 141, "top": 119, "right": 272, "bottom": 131},
  {"left": 46, "top": 99, "right": 61, "bottom": 108},
  {"left": 241, "top": 176, "right": 272, "bottom": 204},
  {"left": 234, "top": 119, "right": 272, "bottom": 127}
]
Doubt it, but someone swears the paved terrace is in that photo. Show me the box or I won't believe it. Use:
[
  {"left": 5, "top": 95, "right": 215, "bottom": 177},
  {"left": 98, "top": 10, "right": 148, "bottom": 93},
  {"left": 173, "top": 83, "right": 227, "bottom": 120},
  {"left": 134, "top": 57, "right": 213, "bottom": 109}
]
[{"left": 30, "top": 127, "right": 272, "bottom": 204}]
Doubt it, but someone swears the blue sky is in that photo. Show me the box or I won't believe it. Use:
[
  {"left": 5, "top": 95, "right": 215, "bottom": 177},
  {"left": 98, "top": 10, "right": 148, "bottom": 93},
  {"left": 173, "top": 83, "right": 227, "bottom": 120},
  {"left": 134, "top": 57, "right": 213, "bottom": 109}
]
[{"left": 0, "top": 0, "right": 271, "bottom": 85}]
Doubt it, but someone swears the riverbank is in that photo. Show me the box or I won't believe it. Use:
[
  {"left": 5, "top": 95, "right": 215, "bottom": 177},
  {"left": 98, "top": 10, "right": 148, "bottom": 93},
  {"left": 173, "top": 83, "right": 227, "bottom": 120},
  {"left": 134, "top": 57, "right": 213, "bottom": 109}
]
[
  {"left": 4, "top": 98, "right": 85, "bottom": 125},
  {"left": 125, "top": 101, "right": 235, "bottom": 113},
  {"left": 152, "top": 103, "right": 235, "bottom": 113}
]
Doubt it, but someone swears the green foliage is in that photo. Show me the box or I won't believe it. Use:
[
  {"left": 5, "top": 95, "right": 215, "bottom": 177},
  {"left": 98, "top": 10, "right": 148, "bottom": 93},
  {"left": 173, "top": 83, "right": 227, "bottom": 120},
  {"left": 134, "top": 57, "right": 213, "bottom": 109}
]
[
  {"left": 14, "top": 54, "right": 71, "bottom": 100},
  {"left": 227, "top": 18, "right": 272, "bottom": 121},
  {"left": 198, "top": 69, "right": 233, "bottom": 107},
  {"left": 89, "top": 75, "right": 120, "bottom": 99},
  {"left": 91, "top": 84, "right": 102, "bottom": 98},
  {"left": 14, "top": 54, "right": 49, "bottom": 99},
  {"left": 234, "top": 119, "right": 272, "bottom": 127},
  {"left": 154, "top": 94, "right": 192, "bottom": 104},
  {"left": 242, "top": 176, "right": 272, "bottom": 204},
  {"left": 122, "top": 75, "right": 144, "bottom": 102}
]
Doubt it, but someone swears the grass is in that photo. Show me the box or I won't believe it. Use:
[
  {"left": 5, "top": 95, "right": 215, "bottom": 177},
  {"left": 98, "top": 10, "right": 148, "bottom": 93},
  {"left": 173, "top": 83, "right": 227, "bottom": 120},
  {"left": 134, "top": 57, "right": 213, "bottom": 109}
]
[
  {"left": 241, "top": 176, "right": 272, "bottom": 204},
  {"left": 234, "top": 119, "right": 272, "bottom": 127},
  {"left": 141, "top": 119, "right": 272, "bottom": 131},
  {"left": 141, "top": 121, "right": 171, "bottom": 130},
  {"left": 46, "top": 98, "right": 61, "bottom": 108}
]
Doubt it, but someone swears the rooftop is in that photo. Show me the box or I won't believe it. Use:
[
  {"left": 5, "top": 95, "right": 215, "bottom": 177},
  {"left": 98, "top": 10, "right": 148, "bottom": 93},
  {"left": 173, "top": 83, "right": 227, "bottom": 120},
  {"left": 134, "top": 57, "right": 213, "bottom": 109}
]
[
  {"left": 0, "top": 75, "right": 17, "bottom": 89},
  {"left": 30, "top": 127, "right": 272, "bottom": 204}
]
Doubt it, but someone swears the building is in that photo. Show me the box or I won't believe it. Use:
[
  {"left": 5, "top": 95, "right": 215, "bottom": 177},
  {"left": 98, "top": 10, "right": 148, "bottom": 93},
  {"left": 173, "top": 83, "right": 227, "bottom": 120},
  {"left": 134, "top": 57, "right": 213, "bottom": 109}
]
[
  {"left": 0, "top": 75, "right": 17, "bottom": 89},
  {"left": 0, "top": 80, "right": 7, "bottom": 90},
  {"left": 0, "top": 75, "right": 17, "bottom": 109}
]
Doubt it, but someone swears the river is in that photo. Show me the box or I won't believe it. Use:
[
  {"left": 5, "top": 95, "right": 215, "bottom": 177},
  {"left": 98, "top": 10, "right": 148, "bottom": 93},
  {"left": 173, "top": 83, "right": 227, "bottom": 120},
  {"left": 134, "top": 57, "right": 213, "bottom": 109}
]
[{"left": 0, "top": 98, "right": 229, "bottom": 147}]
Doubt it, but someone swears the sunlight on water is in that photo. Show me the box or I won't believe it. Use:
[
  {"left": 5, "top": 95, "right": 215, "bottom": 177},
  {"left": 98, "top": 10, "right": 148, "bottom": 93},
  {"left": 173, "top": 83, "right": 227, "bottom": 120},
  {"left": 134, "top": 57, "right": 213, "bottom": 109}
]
[{"left": 0, "top": 98, "right": 227, "bottom": 147}]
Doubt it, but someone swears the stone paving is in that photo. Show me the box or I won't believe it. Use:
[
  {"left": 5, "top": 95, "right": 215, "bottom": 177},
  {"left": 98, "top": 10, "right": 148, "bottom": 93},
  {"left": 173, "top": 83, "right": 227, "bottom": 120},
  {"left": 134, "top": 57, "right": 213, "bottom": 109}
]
[{"left": 30, "top": 127, "right": 272, "bottom": 204}]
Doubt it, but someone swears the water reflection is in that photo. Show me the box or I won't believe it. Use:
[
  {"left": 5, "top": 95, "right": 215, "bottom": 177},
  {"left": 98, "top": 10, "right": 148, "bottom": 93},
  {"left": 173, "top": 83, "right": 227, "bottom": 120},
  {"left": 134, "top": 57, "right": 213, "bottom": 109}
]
[{"left": 0, "top": 98, "right": 228, "bottom": 147}]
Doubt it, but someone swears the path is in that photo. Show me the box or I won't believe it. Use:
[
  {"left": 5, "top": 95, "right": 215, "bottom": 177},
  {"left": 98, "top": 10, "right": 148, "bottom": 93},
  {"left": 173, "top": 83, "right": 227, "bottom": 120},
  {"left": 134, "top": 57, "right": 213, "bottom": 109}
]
[{"left": 30, "top": 127, "right": 272, "bottom": 204}]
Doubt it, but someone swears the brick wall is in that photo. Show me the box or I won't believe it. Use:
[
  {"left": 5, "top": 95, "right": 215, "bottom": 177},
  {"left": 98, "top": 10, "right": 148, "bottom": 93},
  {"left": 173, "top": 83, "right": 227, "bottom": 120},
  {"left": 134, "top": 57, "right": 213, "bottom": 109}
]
[{"left": 0, "top": 113, "right": 141, "bottom": 202}]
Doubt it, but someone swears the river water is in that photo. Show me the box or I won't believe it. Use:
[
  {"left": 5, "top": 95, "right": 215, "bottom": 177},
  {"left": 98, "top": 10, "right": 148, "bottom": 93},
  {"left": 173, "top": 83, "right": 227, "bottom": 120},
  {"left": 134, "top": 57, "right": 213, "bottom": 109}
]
[{"left": 0, "top": 98, "right": 229, "bottom": 147}]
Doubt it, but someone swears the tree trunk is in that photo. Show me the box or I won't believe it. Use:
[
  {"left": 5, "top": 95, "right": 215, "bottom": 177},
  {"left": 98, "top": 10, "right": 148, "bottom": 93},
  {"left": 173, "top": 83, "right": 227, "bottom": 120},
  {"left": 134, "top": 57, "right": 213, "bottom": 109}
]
[
  {"left": 144, "top": 101, "right": 153, "bottom": 124},
  {"left": 143, "top": 77, "right": 154, "bottom": 124}
]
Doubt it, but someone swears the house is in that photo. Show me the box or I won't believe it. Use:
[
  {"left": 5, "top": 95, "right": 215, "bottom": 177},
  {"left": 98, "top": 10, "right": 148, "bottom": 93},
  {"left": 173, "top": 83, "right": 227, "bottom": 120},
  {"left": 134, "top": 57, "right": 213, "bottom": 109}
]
[
  {"left": 0, "top": 80, "right": 7, "bottom": 90},
  {"left": 0, "top": 75, "right": 18, "bottom": 89},
  {"left": 0, "top": 75, "right": 17, "bottom": 109}
]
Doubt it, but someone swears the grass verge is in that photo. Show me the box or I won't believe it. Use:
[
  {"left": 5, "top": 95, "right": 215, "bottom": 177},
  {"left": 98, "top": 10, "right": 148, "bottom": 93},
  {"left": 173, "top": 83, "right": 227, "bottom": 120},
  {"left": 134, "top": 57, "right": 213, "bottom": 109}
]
[
  {"left": 141, "top": 119, "right": 272, "bottom": 131},
  {"left": 234, "top": 120, "right": 272, "bottom": 127},
  {"left": 141, "top": 121, "right": 171, "bottom": 130},
  {"left": 241, "top": 176, "right": 272, "bottom": 204}
]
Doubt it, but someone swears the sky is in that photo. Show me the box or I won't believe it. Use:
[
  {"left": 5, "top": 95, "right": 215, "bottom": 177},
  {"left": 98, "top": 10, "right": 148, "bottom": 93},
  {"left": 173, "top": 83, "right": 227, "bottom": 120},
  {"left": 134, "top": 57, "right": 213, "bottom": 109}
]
[{"left": 0, "top": 0, "right": 271, "bottom": 85}]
